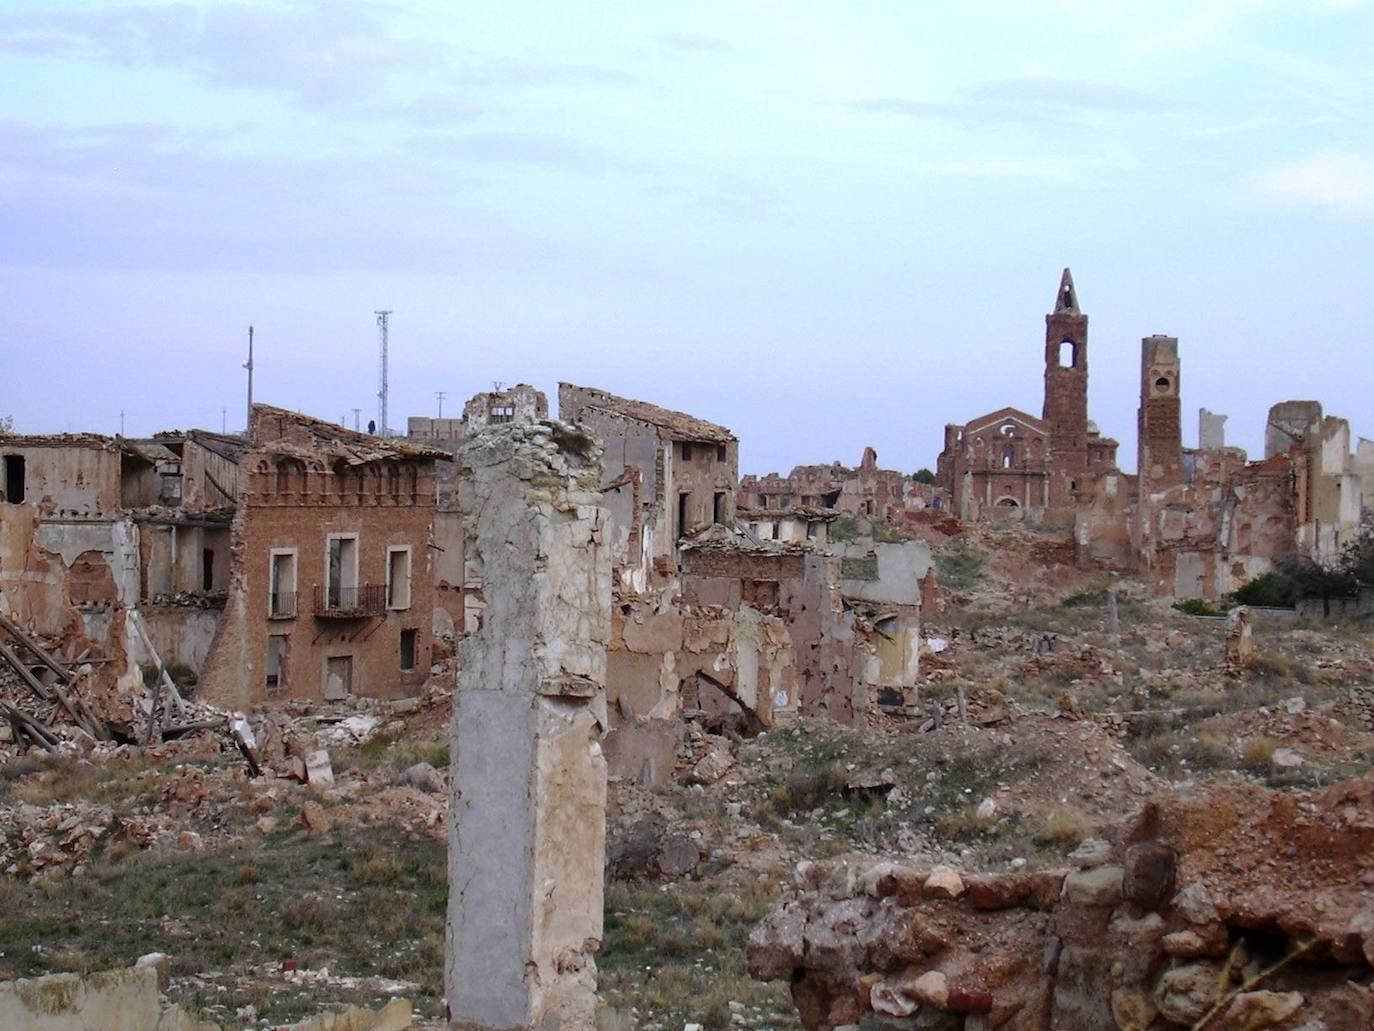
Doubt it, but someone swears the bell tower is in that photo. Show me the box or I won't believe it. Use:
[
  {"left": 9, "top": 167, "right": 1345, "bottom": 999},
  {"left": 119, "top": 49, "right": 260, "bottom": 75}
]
[{"left": 1042, "top": 269, "right": 1089, "bottom": 513}]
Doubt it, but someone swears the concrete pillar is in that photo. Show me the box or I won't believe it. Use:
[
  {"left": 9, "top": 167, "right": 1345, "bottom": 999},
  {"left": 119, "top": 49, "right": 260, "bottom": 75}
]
[{"left": 447, "top": 422, "right": 611, "bottom": 1030}]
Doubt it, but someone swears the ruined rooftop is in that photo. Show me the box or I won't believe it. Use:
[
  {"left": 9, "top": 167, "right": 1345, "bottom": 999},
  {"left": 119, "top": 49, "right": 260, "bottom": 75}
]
[{"left": 559, "top": 381, "right": 737, "bottom": 444}]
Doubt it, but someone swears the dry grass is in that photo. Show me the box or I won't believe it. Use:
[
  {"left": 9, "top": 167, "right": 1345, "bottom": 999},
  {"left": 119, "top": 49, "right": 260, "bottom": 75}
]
[
  {"left": 1034, "top": 806, "right": 1092, "bottom": 846},
  {"left": 1240, "top": 736, "right": 1278, "bottom": 772}
]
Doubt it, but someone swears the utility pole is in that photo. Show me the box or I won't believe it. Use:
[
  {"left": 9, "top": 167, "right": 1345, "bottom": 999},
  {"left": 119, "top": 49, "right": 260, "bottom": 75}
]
[
  {"left": 221, "top": 408, "right": 226, "bottom": 434},
  {"left": 436, "top": 391, "right": 447, "bottom": 419},
  {"left": 243, "top": 325, "right": 254, "bottom": 435},
  {"left": 119, "top": 410, "right": 125, "bottom": 436},
  {"left": 351, "top": 408, "right": 361, "bottom": 431},
  {"left": 375, "top": 310, "right": 392, "bottom": 436}
]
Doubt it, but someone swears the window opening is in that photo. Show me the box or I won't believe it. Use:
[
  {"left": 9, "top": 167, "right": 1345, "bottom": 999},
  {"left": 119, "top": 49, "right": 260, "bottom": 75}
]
[
  {"left": 3, "top": 455, "right": 24, "bottom": 504},
  {"left": 387, "top": 547, "right": 412, "bottom": 609},
  {"left": 269, "top": 551, "right": 297, "bottom": 617},
  {"left": 202, "top": 548, "right": 215, "bottom": 591},
  {"left": 266, "top": 635, "right": 287, "bottom": 691},
  {"left": 400, "top": 628, "right": 417, "bottom": 671}
]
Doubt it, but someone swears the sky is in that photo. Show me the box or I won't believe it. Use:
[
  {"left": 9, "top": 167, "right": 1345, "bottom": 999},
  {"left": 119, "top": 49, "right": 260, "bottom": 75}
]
[{"left": 1, "top": 0, "right": 1371, "bottom": 476}]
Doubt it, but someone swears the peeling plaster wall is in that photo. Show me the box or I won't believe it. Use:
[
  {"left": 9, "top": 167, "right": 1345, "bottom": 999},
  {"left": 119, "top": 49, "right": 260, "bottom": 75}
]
[{"left": 447, "top": 421, "right": 610, "bottom": 1031}]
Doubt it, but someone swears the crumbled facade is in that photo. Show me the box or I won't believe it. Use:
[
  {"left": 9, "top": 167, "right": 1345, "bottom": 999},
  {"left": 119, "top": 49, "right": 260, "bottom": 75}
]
[
  {"left": 559, "top": 382, "right": 739, "bottom": 593},
  {"left": 0, "top": 429, "right": 247, "bottom": 727},
  {"left": 740, "top": 447, "right": 948, "bottom": 529}
]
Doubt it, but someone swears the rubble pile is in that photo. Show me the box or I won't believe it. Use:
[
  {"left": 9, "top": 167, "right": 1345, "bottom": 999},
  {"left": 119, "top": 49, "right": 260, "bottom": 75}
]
[{"left": 749, "top": 773, "right": 1374, "bottom": 1030}]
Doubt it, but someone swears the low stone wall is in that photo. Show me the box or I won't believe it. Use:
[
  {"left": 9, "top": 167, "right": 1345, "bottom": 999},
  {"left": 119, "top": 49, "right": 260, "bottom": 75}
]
[{"left": 749, "top": 774, "right": 1374, "bottom": 1029}]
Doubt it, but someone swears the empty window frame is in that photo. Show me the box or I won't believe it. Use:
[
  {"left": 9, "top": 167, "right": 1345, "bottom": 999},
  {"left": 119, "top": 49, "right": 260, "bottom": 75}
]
[
  {"left": 489, "top": 404, "right": 514, "bottom": 424},
  {"left": 387, "top": 545, "right": 412, "bottom": 609},
  {"left": 713, "top": 491, "right": 727, "bottom": 524},
  {"left": 3, "top": 455, "right": 24, "bottom": 504},
  {"left": 400, "top": 628, "right": 417, "bottom": 671},
  {"left": 202, "top": 548, "right": 215, "bottom": 591},
  {"left": 325, "top": 534, "right": 359, "bottom": 608},
  {"left": 715, "top": 444, "right": 727, "bottom": 461},
  {"left": 680, "top": 442, "right": 692, "bottom": 462},
  {"left": 677, "top": 492, "right": 691, "bottom": 539},
  {"left": 268, "top": 549, "right": 298, "bottom": 617},
  {"left": 266, "top": 635, "right": 288, "bottom": 691}
]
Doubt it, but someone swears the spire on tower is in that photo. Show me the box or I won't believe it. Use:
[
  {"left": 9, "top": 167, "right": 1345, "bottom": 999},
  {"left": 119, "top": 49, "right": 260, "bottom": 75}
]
[{"left": 1054, "top": 268, "right": 1079, "bottom": 314}]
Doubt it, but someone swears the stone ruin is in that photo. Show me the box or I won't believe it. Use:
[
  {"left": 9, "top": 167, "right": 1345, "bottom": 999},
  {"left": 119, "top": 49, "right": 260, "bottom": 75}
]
[
  {"left": 446, "top": 420, "right": 611, "bottom": 1030},
  {"left": 749, "top": 772, "right": 1374, "bottom": 1029}
]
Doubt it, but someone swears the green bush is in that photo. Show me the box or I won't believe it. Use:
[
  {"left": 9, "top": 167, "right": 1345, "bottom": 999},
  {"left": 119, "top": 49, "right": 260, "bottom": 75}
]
[
  {"left": 1230, "top": 571, "right": 1296, "bottom": 608},
  {"left": 912, "top": 468, "right": 936, "bottom": 485}
]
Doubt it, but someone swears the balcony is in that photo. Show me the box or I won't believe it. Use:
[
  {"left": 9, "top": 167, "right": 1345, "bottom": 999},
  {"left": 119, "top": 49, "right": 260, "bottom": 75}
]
[
  {"left": 268, "top": 591, "right": 297, "bottom": 619},
  {"left": 313, "top": 584, "right": 386, "bottom": 618}
]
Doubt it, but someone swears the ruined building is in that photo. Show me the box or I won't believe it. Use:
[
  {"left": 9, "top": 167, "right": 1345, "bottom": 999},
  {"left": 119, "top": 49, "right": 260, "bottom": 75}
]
[
  {"left": 198, "top": 405, "right": 443, "bottom": 708},
  {"left": 739, "top": 446, "right": 946, "bottom": 537},
  {"left": 936, "top": 269, "right": 1120, "bottom": 524},
  {"left": 933, "top": 270, "right": 1372, "bottom": 599},
  {"left": 0, "top": 429, "right": 248, "bottom": 728},
  {"left": 558, "top": 382, "right": 739, "bottom": 593}
]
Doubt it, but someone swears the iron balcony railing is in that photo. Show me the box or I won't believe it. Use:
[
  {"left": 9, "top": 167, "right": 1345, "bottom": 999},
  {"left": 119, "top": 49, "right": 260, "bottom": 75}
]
[
  {"left": 313, "top": 583, "right": 386, "bottom": 617},
  {"left": 268, "top": 591, "right": 297, "bottom": 618}
]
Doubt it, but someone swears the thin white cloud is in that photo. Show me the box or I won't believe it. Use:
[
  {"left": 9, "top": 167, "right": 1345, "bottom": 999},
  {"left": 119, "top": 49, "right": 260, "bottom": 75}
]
[{"left": 1241, "top": 152, "right": 1374, "bottom": 214}]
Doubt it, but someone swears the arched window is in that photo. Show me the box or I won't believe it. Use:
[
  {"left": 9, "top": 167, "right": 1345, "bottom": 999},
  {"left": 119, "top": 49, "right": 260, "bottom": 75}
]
[
  {"left": 1002, "top": 446, "right": 1014, "bottom": 469},
  {"left": 1058, "top": 340, "right": 1077, "bottom": 368}
]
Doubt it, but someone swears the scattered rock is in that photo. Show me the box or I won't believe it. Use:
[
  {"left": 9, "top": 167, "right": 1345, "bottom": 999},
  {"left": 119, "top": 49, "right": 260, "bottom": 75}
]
[
  {"left": 299, "top": 801, "right": 330, "bottom": 835},
  {"left": 1062, "top": 865, "right": 1123, "bottom": 908},
  {"left": 396, "top": 762, "right": 445, "bottom": 794},
  {"left": 923, "top": 865, "right": 965, "bottom": 899}
]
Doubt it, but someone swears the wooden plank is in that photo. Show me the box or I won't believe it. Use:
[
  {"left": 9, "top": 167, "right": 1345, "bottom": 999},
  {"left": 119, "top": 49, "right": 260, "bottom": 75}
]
[
  {"left": 0, "top": 613, "right": 74, "bottom": 682},
  {"left": 0, "top": 640, "right": 52, "bottom": 701}
]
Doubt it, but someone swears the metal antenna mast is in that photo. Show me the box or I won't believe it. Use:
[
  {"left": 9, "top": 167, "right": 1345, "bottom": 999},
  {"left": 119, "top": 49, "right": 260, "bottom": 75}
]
[
  {"left": 243, "top": 325, "right": 254, "bottom": 435},
  {"left": 374, "top": 310, "right": 392, "bottom": 436},
  {"left": 435, "top": 391, "right": 447, "bottom": 418}
]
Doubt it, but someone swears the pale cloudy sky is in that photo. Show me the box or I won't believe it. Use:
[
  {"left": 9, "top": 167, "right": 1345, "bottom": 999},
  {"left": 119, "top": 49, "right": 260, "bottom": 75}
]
[{"left": 1, "top": 0, "right": 1371, "bottom": 475}]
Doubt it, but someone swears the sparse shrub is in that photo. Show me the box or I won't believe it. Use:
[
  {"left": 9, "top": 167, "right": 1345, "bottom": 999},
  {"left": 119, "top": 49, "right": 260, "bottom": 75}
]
[
  {"left": 1240, "top": 736, "right": 1277, "bottom": 772},
  {"left": 830, "top": 515, "right": 860, "bottom": 541},
  {"left": 1062, "top": 589, "right": 1108, "bottom": 608},
  {"left": 935, "top": 547, "right": 986, "bottom": 591},
  {"left": 234, "top": 864, "right": 260, "bottom": 885},
  {"left": 1035, "top": 806, "right": 1091, "bottom": 846},
  {"left": 935, "top": 802, "right": 999, "bottom": 841},
  {"left": 281, "top": 895, "right": 335, "bottom": 932}
]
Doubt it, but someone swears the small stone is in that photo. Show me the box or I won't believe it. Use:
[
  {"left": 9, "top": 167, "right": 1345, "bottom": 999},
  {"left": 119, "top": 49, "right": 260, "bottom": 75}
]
[
  {"left": 1271, "top": 748, "right": 1304, "bottom": 773},
  {"left": 304, "top": 749, "right": 334, "bottom": 787},
  {"left": 657, "top": 833, "right": 700, "bottom": 878},
  {"left": 907, "top": 970, "right": 949, "bottom": 1009},
  {"left": 976, "top": 797, "right": 996, "bottom": 820},
  {"left": 396, "top": 762, "right": 445, "bottom": 794},
  {"left": 1062, "top": 865, "right": 1123, "bottom": 908},
  {"left": 1173, "top": 882, "right": 1220, "bottom": 925},
  {"left": 923, "top": 865, "right": 966, "bottom": 899},
  {"left": 255, "top": 816, "right": 278, "bottom": 835},
  {"left": 1068, "top": 837, "right": 1112, "bottom": 869},
  {"left": 1156, "top": 963, "right": 1221, "bottom": 1025},
  {"left": 1163, "top": 926, "right": 1229, "bottom": 958},
  {"left": 870, "top": 978, "right": 917, "bottom": 1017},
  {"left": 1283, "top": 696, "right": 1306, "bottom": 714},
  {"left": 1223, "top": 990, "right": 1303, "bottom": 1027},
  {"left": 136, "top": 951, "right": 172, "bottom": 990},
  {"left": 691, "top": 745, "right": 734, "bottom": 784},
  {"left": 1123, "top": 841, "right": 1175, "bottom": 910},
  {"left": 299, "top": 801, "right": 330, "bottom": 835}
]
